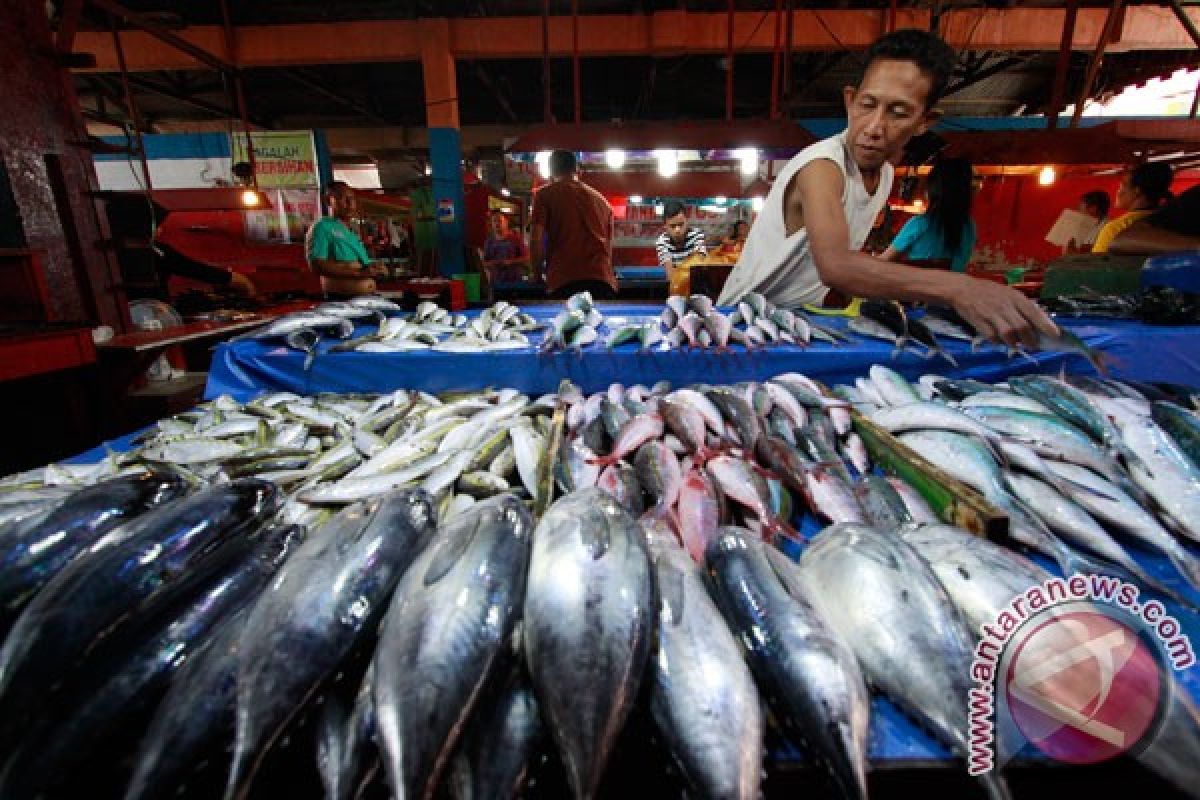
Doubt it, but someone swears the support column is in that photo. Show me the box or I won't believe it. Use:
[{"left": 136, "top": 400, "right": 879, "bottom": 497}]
[{"left": 420, "top": 18, "right": 465, "bottom": 277}]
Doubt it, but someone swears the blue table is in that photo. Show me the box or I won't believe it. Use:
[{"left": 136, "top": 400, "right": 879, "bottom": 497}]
[{"left": 206, "top": 304, "right": 1200, "bottom": 403}]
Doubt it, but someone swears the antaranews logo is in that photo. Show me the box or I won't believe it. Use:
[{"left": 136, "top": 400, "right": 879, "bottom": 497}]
[{"left": 967, "top": 573, "right": 1194, "bottom": 775}]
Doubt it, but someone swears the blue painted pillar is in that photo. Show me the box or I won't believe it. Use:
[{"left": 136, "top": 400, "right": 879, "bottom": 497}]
[
  {"left": 420, "top": 18, "right": 464, "bottom": 277},
  {"left": 428, "top": 127, "right": 465, "bottom": 276}
]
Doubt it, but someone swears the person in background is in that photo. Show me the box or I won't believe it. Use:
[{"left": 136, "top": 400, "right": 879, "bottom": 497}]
[
  {"left": 656, "top": 201, "right": 708, "bottom": 268},
  {"left": 529, "top": 150, "right": 616, "bottom": 298},
  {"left": 306, "top": 181, "right": 385, "bottom": 299},
  {"left": 1109, "top": 184, "right": 1200, "bottom": 255},
  {"left": 880, "top": 156, "right": 976, "bottom": 272},
  {"left": 725, "top": 219, "right": 750, "bottom": 249},
  {"left": 103, "top": 192, "right": 256, "bottom": 300},
  {"left": 1064, "top": 190, "right": 1110, "bottom": 253},
  {"left": 482, "top": 211, "right": 527, "bottom": 279},
  {"left": 1092, "top": 162, "right": 1174, "bottom": 254},
  {"left": 718, "top": 29, "right": 1055, "bottom": 347}
]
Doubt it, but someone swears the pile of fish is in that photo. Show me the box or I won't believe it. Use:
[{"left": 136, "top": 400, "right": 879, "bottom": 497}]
[
  {"left": 0, "top": 388, "right": 555, "bottom": 538},
  {"left": 2, "top": 369, "right": 1199, "bottom": 799},
  {"left": 838, "top": 366, "right": 1200, "bottom": 602},
  {"left": 651, "top": 292, "right": 850, "bottom": 351},
  {"left": 236, "top": 297, "right": 541, "bottom": 362},
  {"left": 540, "top": 291, "right": 607, "bottom": 354}
]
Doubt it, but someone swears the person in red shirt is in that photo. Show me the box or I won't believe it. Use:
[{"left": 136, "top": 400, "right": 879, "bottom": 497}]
[{"left": 529, "top": 150, "right": 616, "bottom": 298}]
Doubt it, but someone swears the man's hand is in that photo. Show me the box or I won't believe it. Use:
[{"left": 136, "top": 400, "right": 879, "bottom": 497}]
[
  {"left": 368, "top": 262, "right": 388, "bottom": 277},
  {"left": 948, "top": 278, "right": 1058, "bottom": 348},
  {"left": 228, "top": 272, "right": 256, "bottom": 297}
]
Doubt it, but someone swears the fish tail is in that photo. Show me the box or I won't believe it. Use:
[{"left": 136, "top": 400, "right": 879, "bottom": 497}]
[{"left": 768, "top": 516, "right": 807, "bottom": 546}]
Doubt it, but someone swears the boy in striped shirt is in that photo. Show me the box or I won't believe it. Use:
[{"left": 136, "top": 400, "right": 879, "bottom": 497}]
[{"left": 656, "top": 201, "right": 707, "bottom": 268}]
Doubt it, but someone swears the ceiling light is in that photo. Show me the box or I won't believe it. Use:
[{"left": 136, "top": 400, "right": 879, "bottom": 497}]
[
  {"left": 501, "top": 187, "right": 511, "bottom": 197},
  {"left": 424, "top": 163, "right": 432, "bottom": 176},
  {"left": 605, "top": 149, "right": 626, "bottom": 169},
  {"left": 629, "top": 194, "right": 643, "bottom": 204},
  {"left": 536, "top": 151, "right": 552, "bottom": 179},
  {"left": 241, "top": 189, "right": 261, "bottom": 208},
  {"left": 751, "top": 196, "right": 764, "bottom": 212},
  {"left": 714, "top": 196, "right": 728, "bottom": 205},
  {"left": 654, "top": 203, "right": 665, "bottom": 215},
  {"left": 736, "top": 147, "right": 758, "bottom": 176},
  {"left": 1038, "top": 165, "right": 1056, "bottom": 186},
  {"left": 655, "top": 149, "right": 678, "bottom": 178}
]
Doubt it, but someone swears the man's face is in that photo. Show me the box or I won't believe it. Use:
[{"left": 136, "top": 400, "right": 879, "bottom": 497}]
[
  {"left": 665, "top": 213, "right": 688, "bottom": 242},
  {"left": 1116, "top": 174, "right": 1138, "bottom": 210},
  {"left": 491, "top": 214, "right": 508, "bottom": 236},
  {"left": 333, "top": 189, "right": 357, "bottom": 216},
  {"left": 843, "top": 59, "right": 937, "bottom": 172}
]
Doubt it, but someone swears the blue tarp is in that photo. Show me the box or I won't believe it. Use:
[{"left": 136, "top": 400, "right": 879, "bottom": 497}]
[{"left": 206, "top": 304, "right": 1200, "bottom": 402}]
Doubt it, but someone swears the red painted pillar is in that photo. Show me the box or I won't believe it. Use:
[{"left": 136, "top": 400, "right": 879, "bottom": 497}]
[{"left": 0, "top": 0, "right": 128, "bottom": 329}]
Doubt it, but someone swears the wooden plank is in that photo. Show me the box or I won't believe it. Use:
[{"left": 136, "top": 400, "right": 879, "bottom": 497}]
[
  {"left": 96, "top": 317, "right": 268, "bottom": 353},
  {"left": 851, "top": 412, "right": 1009, "bottom": 540},
  {"left": 534, "top": 380, "right": 570, "bottom": 518}
]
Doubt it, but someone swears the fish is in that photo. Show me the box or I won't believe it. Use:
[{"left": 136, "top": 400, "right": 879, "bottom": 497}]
[
  {"left": 1043, "top": 460, "right": 1200, "bottom": 590},
  {"left": 1152, "top": 401, "right": 1200, "bottom": 469},
  {"left": 1094, "top": 401, "right": 1200, "bottom": 547},
  {"left": 509, "top": 425, "right": 544, "bottom": 501},
  {"left": 678, "top": 312, "right": 704, "bottom": 349},
  {"left": 705, "top": 454, "right": 796, "bottom": 541},
  {"left": 591, "top": 413, "right": 664, "bottom": 467},
  {"left": 963, "top": 406, "right": 1119, "bottom": 481},
  {"left": 868, "top": 364, "right": 921, "bottom": 407},
  {"left": 374, "top": 494, "right": 534, "bottom": 800},
  {"left": 597, "top": 462, "right": 644, "bottom": 516},
  {"left": 226, "top": 489, "right": 436, "bottom": 799},
  {"left": 706, "top": 387, "right": 763, "bottom": 450},
  {"left": 648, "top": 533, "right": 763, "bottom": 800},
  {"left": 804, "top": 464, "right": 867, "bottom": 524},
  {"left": 1030, "top": 327, "right": 1113, "bottom": 374},
  {"left": 448, "top": 665, "right": 545, "bottom": 800},
  {"left": 957, "top": 391, "right": 1051, "bottom": 414},
  {"left": 706, "top": 529, "right": 867, "bottom": 799},
  {"left": 687, "top": 293, "right": 714, "bottom": 316},
  {"left": 233, "top": 314, "right": 353, "bottom": 342},
  {"left": 604, "top": 324, "right": 642, "bottom": 350},
  {"left": 0, "top": 466, "right": 190, "bottom": 637},
  {"left": 798, "top": 523, "right": 1013, "bottom": 800},
  {"left": 0, "top": 524, "right": 305, "bottom": 798},
  {"left": 633, "top": 439, "right": 682, "bottom": 512},
  {"left": 0, "top": 480, "right": 280, "bottom": 753},
  {"left": 859, "top": 298, "right": 909, "bottom": 342},
  {"left": 703, "top": 311, "right": 733, "bottom": 351},
  {"left": 659, "top": 396, "right": 708, "bottom": 454},
  {"left": 638, "top": 322, "right": 665, "bottom": 353},
  {"left": 896, "top": 522, "right": 1051, "bottom": 634},
  {"left": 906, "top": 317, "right": 959, "bottom": 366},
  {"left": 886, "top": 477, "right": 941, "bottom": 523},
  {"left": 675, "top": 467, "right": 721, "bottom": 564},
  {"left": 349, "top": 295, "right": 404, "bottom": 313},
  {"left": 317, "top": 663, "right": 378, "bottom": 800},
  {"left": 921, "top": 307, "right": 985, "bottom": 350},
  {"left": 855, "top": 473, "right": 912, "bottom": 529},
  {"left": 523, "top": 489, "right": 655, "bottom": 800}
]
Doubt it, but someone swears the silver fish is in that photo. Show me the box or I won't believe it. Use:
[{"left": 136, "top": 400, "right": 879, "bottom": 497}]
[
  {"left": 374, "top": 494, "right": 534, "bottom": 800},
  {"left": 448, "top": 666, "right": 544, "bottom": 800},
  {"left": 799, "top": 523, "right": 1012, "bottom": 800},
  {"left": 523, "top": 489, "right": 655, "bottom": 800},
  {"left": 648, "top": 533, "right": 763, "bottom": 800}
]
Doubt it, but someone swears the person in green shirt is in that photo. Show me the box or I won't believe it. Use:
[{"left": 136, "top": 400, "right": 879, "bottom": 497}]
[{"left": 306, "top": 182, "right": 385, "bottom": 298}]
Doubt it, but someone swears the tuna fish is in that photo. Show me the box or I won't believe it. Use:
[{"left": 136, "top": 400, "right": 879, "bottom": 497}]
[
  {"left": 0, "top": 480, "right": 280, "bottom": 753},
  {"left": 0, "top": 466, "right": 190, "bottom": 637},
  {"left": 226, "top": 489, "right": 436, "bottom": 799},
  {"left": 648, "top": 532, "right": 763, "bottom": 800},
  {"left": 523, "top": 489, "right": 655, "bottom": 800},
  {"left": 448, "top": 666, "right": 545, "bottom": 800},
  {"left": 706, "top": 529, "right": 868, "bottom": 799},
  {"left": 374, "top": 494, "right": 534, "bottom": 800}
]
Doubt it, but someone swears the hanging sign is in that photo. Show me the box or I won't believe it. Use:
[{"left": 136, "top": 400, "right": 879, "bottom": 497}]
[
  {"left": 231, "top": 131, "right": 318, "bottom": 189},
  {"left": 437, "top": 198, "right": 456, "bottom": 223}
]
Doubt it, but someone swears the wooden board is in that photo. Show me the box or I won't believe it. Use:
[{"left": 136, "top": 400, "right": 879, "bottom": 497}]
[{"left": 851, "top": 411, "right": 1009, "bottom": 539}]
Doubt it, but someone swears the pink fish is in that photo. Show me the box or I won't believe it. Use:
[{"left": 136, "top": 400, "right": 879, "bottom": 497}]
[
  {"left": 589, "top": 413, "right": 665, "bottom": 466},
  {"left": 705, "top": 454, "right": 801, "bottom": 544},
  {"left": 676, "top": 468, "right": 721, "bottom": 564},
  {"left": 678, "top": 312, "right": 704, "bottom": 350},
  {"left": 660, "top": 397, "right": 707, "bottom": 454}
]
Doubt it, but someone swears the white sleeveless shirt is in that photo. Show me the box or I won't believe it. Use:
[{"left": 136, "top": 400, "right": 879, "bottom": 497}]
[{"left": 718, "top": 131, "right": 893, "bottom": 308}]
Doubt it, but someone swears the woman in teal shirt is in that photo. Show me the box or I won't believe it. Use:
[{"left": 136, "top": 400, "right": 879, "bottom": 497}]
[{"left": 882, "top": 157, "right": 977, "bottom": 273}]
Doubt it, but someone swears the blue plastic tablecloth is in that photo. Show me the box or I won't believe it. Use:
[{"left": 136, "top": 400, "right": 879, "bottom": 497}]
[{"left": 205, "top": 304, "right": 1200, "bottom": 403}]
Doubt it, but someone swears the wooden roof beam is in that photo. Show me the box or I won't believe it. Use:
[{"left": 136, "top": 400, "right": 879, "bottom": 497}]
[{"left": 71, "top": 7, "right": 1200, "bottom": 73}]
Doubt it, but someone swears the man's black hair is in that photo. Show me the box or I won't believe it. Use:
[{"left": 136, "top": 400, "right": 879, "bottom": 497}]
[
  {"left": 549, "top": 150, "right": 578, "bottom": 177},
  {"left": 863, "top": 29, "right": 957, "bottom": 108},
  {"left": 1081, "top": 190, "right": 1111, "bottom": 219},
  {"left": 663, "top": 200, "right": 687, "bottom": 220}
]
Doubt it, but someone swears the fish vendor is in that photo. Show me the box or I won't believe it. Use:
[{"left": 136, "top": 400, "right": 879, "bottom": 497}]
[
  {"left": 718, "top": 29, "right": 1056, "bottom": 349},
  {"left": 306, "top": 181, "right": 388, "bottom": 300}
]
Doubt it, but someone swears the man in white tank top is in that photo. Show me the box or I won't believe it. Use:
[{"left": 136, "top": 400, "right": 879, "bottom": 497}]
[{"left": 719, "top": 30, "right": 1056, "bottom": 348}]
